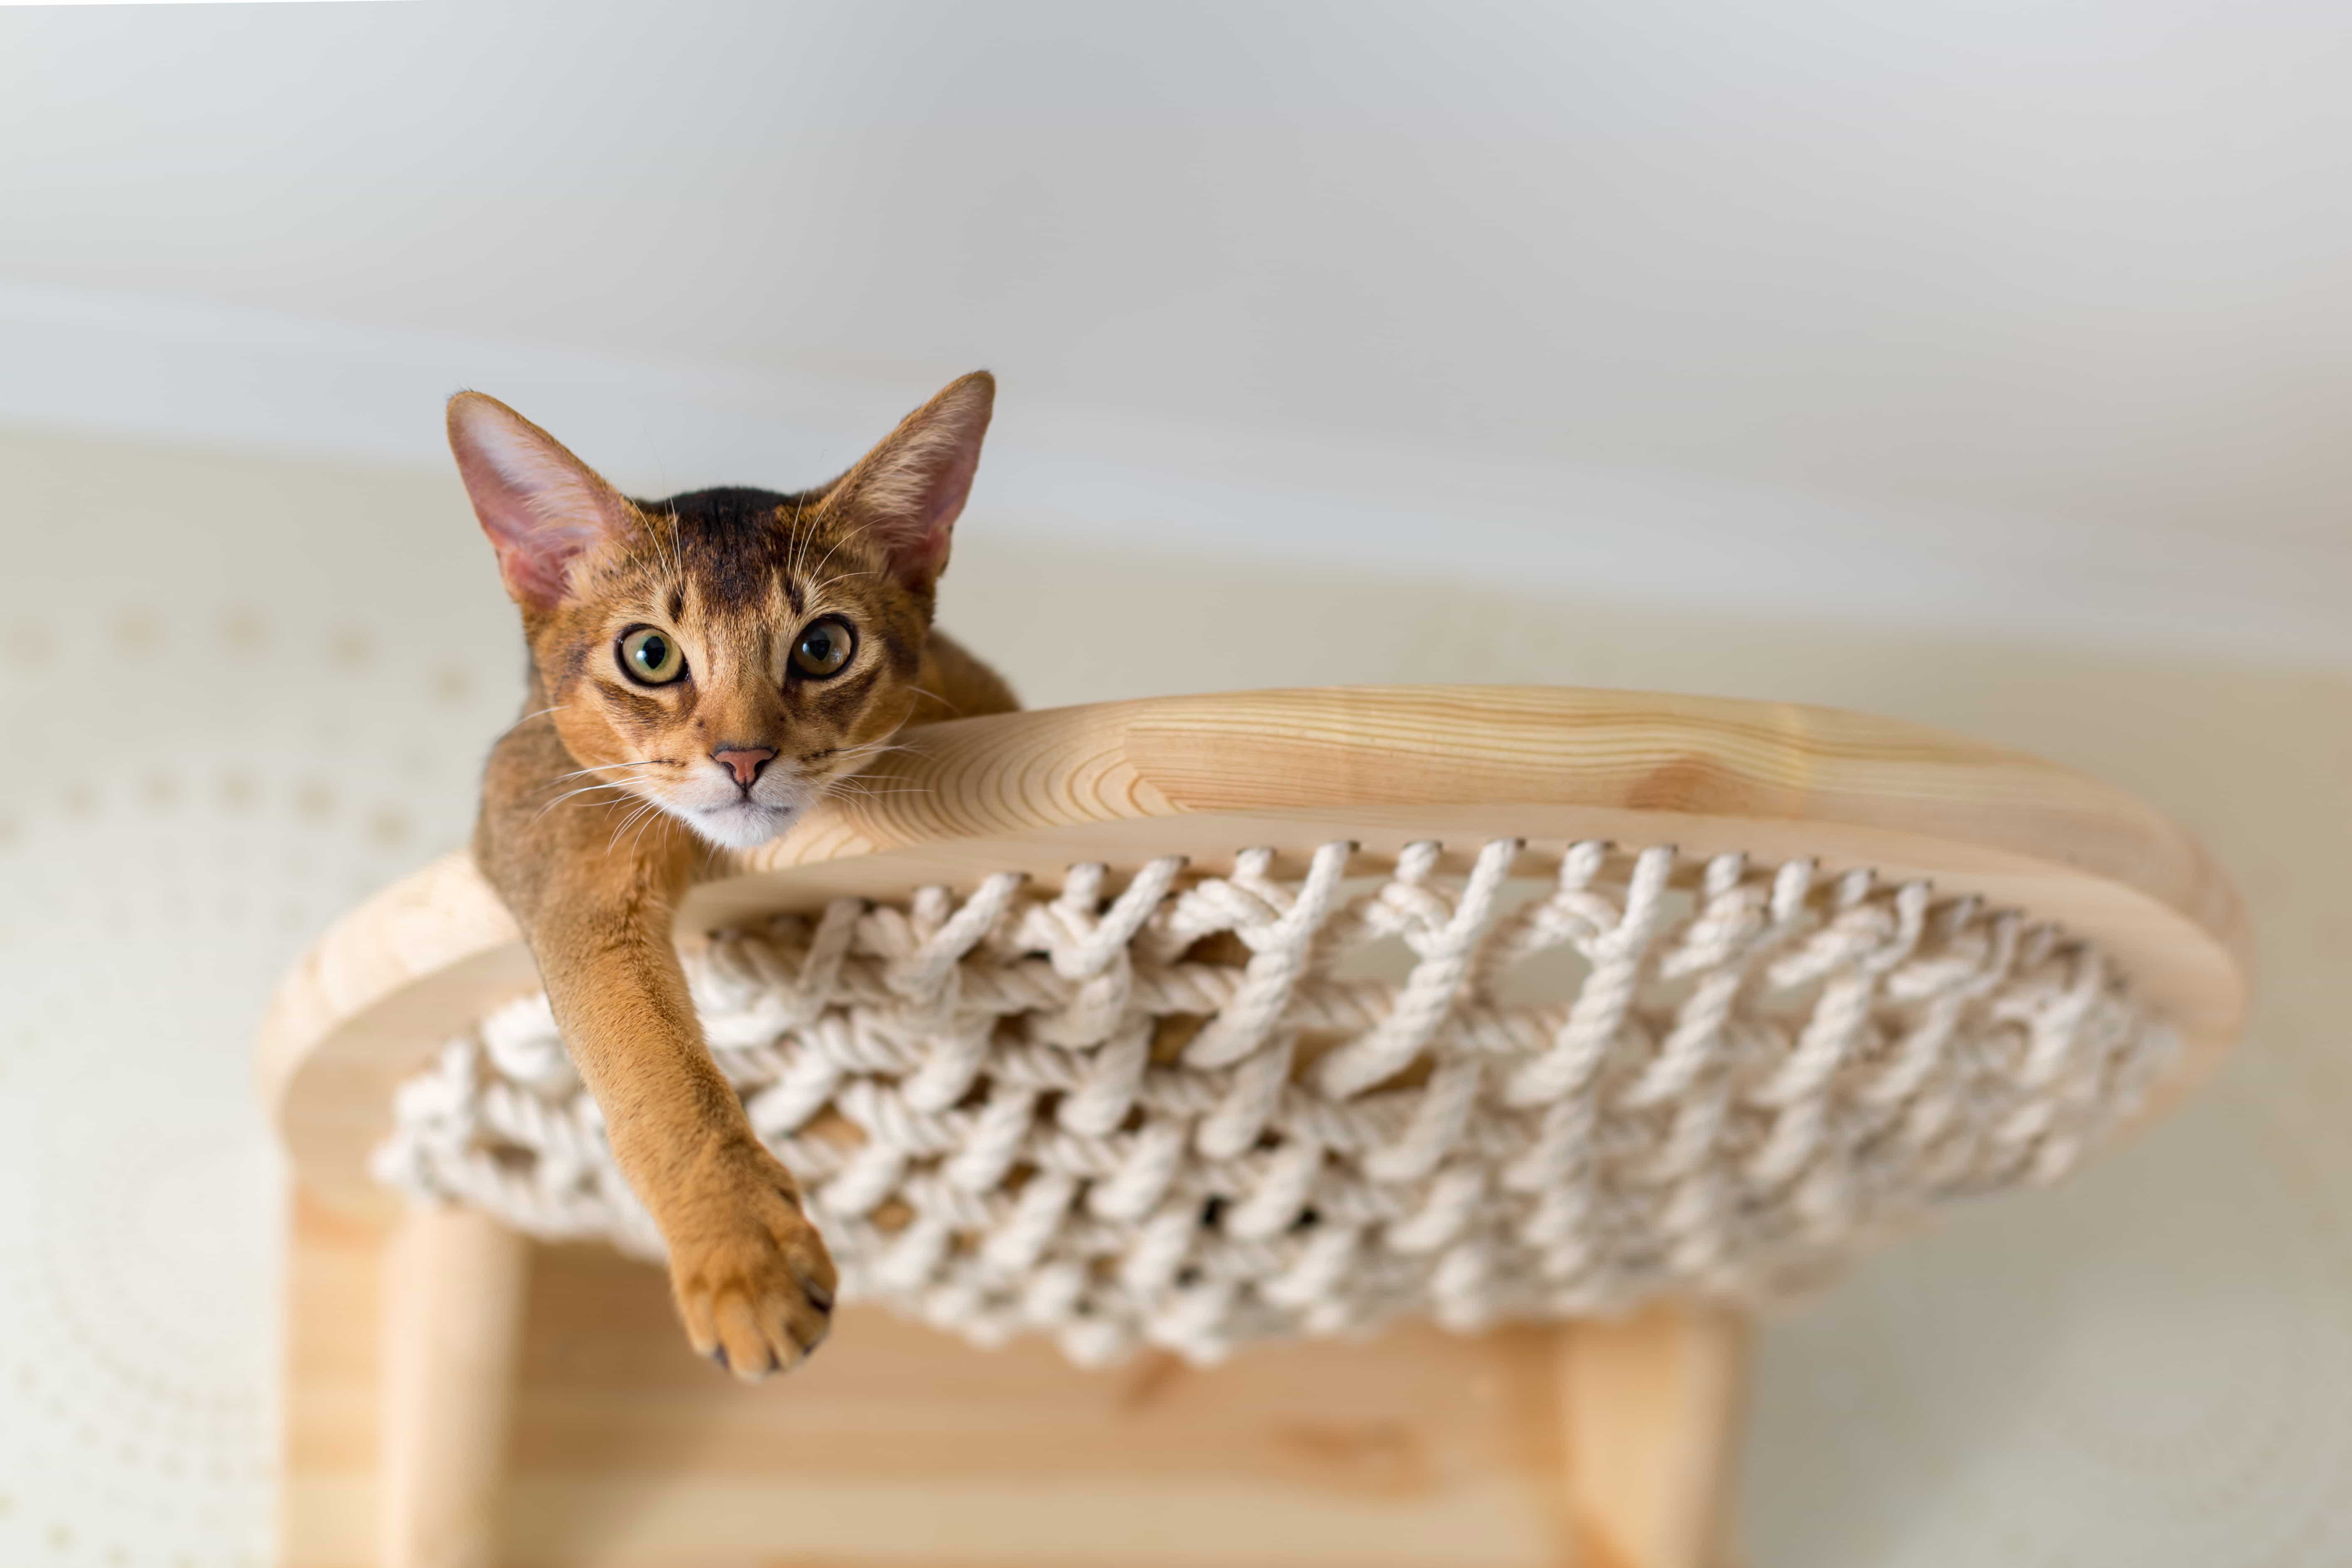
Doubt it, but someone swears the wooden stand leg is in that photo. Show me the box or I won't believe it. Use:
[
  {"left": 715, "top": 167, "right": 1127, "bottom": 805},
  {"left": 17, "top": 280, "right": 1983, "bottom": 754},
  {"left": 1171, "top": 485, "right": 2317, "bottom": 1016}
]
[
  {"left": 379, "top": 1204, "right": 532, "bottom": 1568},
  {"left": 1556, "top": 1305, "right": 1749, "bottom": 1568}
]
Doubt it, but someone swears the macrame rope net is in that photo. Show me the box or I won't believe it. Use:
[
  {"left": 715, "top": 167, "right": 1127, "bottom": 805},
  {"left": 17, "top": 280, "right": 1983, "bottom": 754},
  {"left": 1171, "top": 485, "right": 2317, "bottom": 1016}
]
[{"left": 375, "top": 837, "right": 2174, "bottom": 1366}]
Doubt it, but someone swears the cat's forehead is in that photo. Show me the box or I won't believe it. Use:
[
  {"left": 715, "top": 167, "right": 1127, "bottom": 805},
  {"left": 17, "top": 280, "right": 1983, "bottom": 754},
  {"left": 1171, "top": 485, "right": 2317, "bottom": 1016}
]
[
  {"left": 616, "top": 484, "right": 865, "bottom": 620},
  {"left": 623, "top": 486, "right": 803, "bottom": 612}
]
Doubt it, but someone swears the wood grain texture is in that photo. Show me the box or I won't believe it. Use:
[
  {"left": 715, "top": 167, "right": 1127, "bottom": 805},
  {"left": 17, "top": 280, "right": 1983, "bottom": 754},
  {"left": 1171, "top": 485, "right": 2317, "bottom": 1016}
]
[
  {"left": 1559, "top": 1306, "right": 1749, "bottom": 1568},
  {"left": 280, "top": 1192, "right": 1574, "bottom": 1568},
  {"left": 378, "top": 1206, "right": 531, "bottom": 1568},
  {"left": 261, "top": 685, "right": 2251, "bottom": 1215}
]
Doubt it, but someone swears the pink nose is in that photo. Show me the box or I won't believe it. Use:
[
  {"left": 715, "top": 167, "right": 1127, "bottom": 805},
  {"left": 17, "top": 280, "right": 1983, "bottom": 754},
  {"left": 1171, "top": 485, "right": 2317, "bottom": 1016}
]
[{"left": 712, "top": 746, "right": 776, "bottom": 788}]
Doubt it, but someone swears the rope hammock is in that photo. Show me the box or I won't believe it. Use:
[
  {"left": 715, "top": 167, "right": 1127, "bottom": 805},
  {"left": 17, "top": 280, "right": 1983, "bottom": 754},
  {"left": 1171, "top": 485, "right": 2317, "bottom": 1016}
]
[{"left": 374, "top": 835, "right": 2170, "bottom": 1367}]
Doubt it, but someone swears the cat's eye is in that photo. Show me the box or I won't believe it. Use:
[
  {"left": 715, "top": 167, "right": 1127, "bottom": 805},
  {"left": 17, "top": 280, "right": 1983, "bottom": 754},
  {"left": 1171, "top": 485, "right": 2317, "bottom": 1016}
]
[
  {"left": 618, "top": 626, "right": 687, "bottom": 685},
  {"left": 791, "top": 617, "right": 856, "bottom": 679}
]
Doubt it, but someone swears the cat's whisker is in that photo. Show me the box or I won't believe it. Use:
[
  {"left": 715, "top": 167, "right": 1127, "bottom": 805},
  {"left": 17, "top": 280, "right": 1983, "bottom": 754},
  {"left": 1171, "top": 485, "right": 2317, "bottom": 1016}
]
[
  {"left": 603, "top": 807, "right": 646, "bottom": 856},
  {"left": 529, "top": 779, "right": 645, "bottom": 823},
  {"left": 494, "top": 703, "right": 571, "bottom": 741},
  {"left": 796, "top": 507, "right": 822, "bottom": 586},
  {"left": 663, "top": 521, "right": 684, "bottom": 583},
  {"left": 529, "top": 794, "right": 615, "bottom": 825},
  {"left": 803, "top": 567, "right": 878, "bottom": 600},
  {"left": 534, "top": 779, "right": 630, "bottom": 805},
  {"left": 534, "top": 771, "right": 650, "bottom": 799},
  {"left": 828, "top": 761, "right": 918, "bottom": 780},
  {"left": 798, "top": 532, "right": 840, "bottom": 584},
  {"left": 623, "top": 800, "right": 672, "bottom": 861},
  {"left": 796, "top": 533, "right": 858, "bottom": 602},
  {"left": 605, "top": 798, "right": 666, "bottom": 856},
  {"left": 818, "top": 765, "right": 909, "bottom": 788},
  {"left": 786, "top": 493, "right": 826, "bottom": 590},
  {"left": 827, "top": 778, "right": 937, "bottom": 800},
  {"left": 549, "top": 759, "right": 672, "bottom": 782},
  {"left": 796, "top": 496, "right": 839, "bottom": 580},
  {"left": 627, "top": 507, "right": 682, "bottom": 584}
]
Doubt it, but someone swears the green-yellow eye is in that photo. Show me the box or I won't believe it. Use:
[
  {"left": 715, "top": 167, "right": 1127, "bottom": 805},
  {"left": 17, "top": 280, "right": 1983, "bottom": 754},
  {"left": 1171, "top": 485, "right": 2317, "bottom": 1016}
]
[
  {"left": 618, "top": 626, "right": 686, "bottom": 685},
  {"left": 791, "top": 617, "right": 855, "bottom": 679}
]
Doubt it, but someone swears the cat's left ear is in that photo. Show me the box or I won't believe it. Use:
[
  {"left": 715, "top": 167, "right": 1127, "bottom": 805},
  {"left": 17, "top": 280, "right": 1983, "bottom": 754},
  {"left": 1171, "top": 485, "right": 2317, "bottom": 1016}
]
[
  {"left": 827, "top": 370, "right": 994, "bottom": 592},
  {"left": 447, "top": 392, "right": 641, "bottom": 613}
]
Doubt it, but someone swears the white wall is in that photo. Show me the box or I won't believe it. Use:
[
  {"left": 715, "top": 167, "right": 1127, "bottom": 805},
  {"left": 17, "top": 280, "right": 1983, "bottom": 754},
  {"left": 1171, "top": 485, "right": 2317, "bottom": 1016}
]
[{"left": 2, "top": 0, "right": 2348, "bottom": 663}]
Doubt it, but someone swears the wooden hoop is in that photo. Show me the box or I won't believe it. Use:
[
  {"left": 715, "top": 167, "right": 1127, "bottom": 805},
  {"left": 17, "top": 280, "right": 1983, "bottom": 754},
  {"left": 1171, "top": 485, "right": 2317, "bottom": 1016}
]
[{"left": 260, "top": 684, "right": 2249, "bottom": 1216}]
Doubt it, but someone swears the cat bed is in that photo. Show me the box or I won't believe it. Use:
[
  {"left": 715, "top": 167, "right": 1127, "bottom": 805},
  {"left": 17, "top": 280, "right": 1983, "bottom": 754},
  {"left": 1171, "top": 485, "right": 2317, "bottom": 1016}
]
[
  {"left": 259, "top": 685, "right": 2247, "bottom": 1568},
  {"left": 376, "top": 835, "right": 2170, "bottom": 1367}
]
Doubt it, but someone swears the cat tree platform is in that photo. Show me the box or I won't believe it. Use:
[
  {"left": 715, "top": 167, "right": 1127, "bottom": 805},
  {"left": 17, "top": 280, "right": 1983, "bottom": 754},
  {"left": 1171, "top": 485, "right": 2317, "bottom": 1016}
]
[{"left": 259, "top": 686, "right": 2247, "bottom": 1568}]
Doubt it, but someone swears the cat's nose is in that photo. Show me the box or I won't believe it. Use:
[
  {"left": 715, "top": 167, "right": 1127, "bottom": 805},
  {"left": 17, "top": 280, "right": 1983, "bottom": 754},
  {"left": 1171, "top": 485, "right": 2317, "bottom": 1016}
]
[{"left": 711, "top": 746, "right": 776, "bottom": 788}]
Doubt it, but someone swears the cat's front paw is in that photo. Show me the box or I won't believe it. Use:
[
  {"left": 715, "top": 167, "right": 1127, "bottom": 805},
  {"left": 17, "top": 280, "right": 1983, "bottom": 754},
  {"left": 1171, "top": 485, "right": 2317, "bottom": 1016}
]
[{"left": 664, "top": 1146, "right": 839, "bottom": 1383}]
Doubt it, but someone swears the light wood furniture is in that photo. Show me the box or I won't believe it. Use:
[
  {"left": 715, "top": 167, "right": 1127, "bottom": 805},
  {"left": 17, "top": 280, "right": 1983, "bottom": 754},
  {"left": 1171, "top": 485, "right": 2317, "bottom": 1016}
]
[{"left": 261, "top": 686, "right": 2248, "bottom": 1568}]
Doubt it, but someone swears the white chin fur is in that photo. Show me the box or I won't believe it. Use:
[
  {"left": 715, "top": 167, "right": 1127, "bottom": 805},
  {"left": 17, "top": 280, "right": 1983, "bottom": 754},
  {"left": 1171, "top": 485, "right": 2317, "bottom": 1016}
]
[{"left": 680, "top": 800, "right": 802, "bottom": 850}]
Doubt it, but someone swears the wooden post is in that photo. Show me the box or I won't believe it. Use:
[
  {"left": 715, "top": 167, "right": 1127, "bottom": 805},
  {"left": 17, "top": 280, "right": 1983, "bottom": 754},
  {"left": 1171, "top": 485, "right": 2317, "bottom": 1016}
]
[
  {"left": 1557, "top": 1305, "right": 1749, "bottom": 1568},
  {"left": 379, "top": 1204, "right": 532, "bottom": 1568}
]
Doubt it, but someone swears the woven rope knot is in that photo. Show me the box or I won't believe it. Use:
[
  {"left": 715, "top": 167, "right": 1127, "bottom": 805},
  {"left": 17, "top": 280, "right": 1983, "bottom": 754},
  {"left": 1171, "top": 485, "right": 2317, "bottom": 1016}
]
[{"left": 377, "top": 837, "right": 2174, "bottom": 1366}]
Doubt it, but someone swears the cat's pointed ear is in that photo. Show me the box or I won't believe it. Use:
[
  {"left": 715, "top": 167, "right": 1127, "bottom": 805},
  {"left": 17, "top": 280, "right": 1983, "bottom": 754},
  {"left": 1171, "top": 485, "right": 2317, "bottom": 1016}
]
[
  {"left": 447, "top": 392, "right": 640, "bottom": 612},
  {"left": 827, "top": 371, "right": 994, "bottom": 591}
]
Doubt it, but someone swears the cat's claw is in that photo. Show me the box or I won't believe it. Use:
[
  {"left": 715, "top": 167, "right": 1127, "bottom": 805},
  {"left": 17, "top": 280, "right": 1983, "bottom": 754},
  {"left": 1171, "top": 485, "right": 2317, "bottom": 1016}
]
[{"left": 669, "top": 1154, "right": 839, "bottom": 1384}]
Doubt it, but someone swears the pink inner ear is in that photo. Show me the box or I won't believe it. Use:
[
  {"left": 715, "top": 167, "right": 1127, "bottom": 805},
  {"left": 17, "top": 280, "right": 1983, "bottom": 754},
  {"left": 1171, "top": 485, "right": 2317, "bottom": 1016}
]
[
  {"left": 490, "top": 525, "right": 599, "bottom": 610},
  {"left": 856, "top": 380, "right": 993, "bottom": 589},
  {"left": 896, "top": 439, "right": 980, "bottom": 583},
  {"left": 449, "top": 395, "right": 629, "bottom": 611}
]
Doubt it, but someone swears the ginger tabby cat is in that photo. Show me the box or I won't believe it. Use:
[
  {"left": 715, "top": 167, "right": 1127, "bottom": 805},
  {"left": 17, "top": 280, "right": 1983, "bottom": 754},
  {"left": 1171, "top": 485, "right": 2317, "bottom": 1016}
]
[{"left": 449, "top": 373, "right": 1017, "bottom": 1381}]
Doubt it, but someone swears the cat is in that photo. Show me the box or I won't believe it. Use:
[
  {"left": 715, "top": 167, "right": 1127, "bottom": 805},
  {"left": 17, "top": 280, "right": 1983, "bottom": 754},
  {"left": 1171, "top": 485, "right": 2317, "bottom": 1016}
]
[{"left": 448, "top": 373, "right": 1018, "bottom": 1380}]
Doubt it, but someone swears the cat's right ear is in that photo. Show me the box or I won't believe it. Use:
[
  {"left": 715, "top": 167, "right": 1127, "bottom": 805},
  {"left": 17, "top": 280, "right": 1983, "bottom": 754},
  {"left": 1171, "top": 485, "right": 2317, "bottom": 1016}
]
[{"left": 447, "top": 392, "right": 640, "bottom": 612}]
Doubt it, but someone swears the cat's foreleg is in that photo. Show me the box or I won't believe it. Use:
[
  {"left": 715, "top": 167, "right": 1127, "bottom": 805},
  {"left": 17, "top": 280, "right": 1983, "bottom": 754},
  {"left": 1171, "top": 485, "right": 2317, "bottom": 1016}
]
[{"left": 527, "top": 881, "right": 838, "bottom": 1380}]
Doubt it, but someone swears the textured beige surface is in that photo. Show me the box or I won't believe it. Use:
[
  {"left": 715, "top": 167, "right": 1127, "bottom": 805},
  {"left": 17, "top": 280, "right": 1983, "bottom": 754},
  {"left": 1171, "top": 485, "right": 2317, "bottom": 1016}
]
[
  {"left": 1, "top": 423, "right": 2347, "bottom": 1566},
  {"left": 281, "top": 1194, "right": 1595, "bottom": 1568}
]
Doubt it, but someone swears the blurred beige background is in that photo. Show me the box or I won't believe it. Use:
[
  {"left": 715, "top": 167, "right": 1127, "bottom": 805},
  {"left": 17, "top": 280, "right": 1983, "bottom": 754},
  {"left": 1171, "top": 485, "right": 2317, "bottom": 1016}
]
[{"left": 3, "top": 2, "right": 2350, "bottom": 1564}]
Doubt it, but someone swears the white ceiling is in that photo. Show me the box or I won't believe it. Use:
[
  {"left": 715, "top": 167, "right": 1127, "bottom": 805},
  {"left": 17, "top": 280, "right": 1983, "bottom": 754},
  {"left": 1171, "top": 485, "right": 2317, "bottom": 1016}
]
[{"left": 2, "top": 0, "right": 2346, "bottom": 662}]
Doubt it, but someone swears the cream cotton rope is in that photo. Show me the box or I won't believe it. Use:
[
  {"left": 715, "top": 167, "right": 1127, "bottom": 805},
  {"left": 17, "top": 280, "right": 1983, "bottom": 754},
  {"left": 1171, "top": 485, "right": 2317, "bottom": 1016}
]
[{"left": 374, "top": 837, "right": 2174, "bottom": 1366}]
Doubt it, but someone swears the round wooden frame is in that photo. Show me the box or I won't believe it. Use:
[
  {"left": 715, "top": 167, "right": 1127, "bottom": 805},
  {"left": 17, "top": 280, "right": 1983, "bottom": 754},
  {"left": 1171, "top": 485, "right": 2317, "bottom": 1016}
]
[{"left": 264, "top": 684, "right": 2248, "bottom": 1212}]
